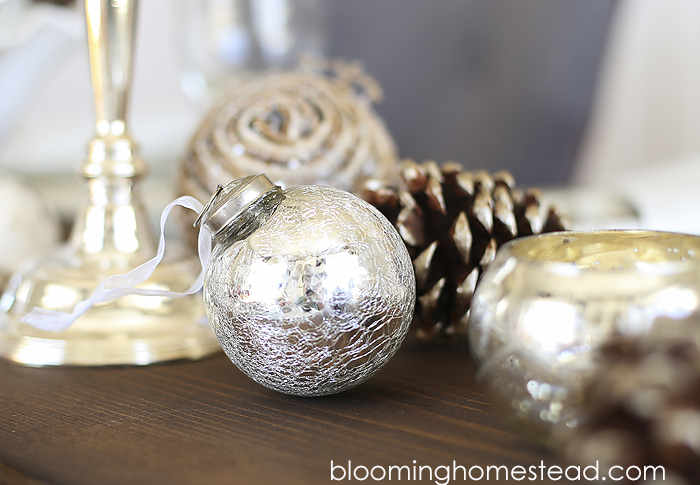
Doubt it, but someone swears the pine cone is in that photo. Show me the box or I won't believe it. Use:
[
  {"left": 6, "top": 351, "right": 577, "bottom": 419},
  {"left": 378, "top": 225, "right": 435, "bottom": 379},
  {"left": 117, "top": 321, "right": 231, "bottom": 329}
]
[
  {"left": 561, "top": 317, "right": 700, "bottom": 485},
  {"left": 362, "top": 159, "right": 568, "bottom": 342}
]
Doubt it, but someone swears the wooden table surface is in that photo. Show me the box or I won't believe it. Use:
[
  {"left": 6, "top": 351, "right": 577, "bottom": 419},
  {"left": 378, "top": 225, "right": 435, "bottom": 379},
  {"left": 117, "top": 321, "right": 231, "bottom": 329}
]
[{"left": 0, "top": 335, "right": 567, "bottom": 484}]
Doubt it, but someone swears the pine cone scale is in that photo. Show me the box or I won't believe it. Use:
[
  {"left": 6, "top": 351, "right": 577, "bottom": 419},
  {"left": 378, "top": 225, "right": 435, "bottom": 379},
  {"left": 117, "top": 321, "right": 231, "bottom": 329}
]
[
  {"left": 451, "top": 212, "right": 473, "bottom": 264},
  {"left": 413, "top": 241, "right": 438, "bottom": 290}
]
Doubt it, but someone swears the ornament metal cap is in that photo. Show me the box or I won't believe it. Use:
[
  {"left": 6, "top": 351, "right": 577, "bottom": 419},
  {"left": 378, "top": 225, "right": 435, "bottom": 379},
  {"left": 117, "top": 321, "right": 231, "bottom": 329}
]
[{"left": 195, "top": 174, "right": 278, "bottom": 236}]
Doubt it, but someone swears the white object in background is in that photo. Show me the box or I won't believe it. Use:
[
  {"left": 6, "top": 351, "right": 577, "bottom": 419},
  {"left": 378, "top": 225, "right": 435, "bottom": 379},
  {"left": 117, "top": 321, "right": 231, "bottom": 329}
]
[
  {"left": 610, "top": 153, "right": 700, "bottom": 235},
  {"left": 0, "top": 0, "right": 202, "bottom": 175},
  {"left": 542, "top": 186, "right": 639, "bottom": 232},
  {"left": 0, "top": 172, "right": 60, "bottom": 278},
  {"left": 0, "top": 0, "right": 29, "bottom": 47},
  {"left": 178, "top": 0, "right": 328, "bottom": 106},
  {"left": 574, "top": 0, "right": 700, "bottom": 183},
  {"left": 550, "top": 153, "right": 700, "bottom": 235},
  {"left": 0, "top": 4, "right": 83, "bottom": 149}
]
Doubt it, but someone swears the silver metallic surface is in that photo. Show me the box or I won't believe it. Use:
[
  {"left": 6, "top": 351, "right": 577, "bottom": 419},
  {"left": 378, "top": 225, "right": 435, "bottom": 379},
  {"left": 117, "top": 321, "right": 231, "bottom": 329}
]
[
  {"left": 0, "top": 0, "right": 219, "bottom": 366},
  {"left": 196, "top": 174, "right": 277, "bottom": 237},
  {"left": 469, "top": 230, "right": 700, "bottom": 435},
  {"left": 202, "top": 179, "right": 415, "bottom": 396}
]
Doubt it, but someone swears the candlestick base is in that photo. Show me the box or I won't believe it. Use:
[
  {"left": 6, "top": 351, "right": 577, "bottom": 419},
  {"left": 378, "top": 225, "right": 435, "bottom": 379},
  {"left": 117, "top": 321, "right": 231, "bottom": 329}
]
[{"left": 0, "top": 250, "right": 220, "bottom": 366}]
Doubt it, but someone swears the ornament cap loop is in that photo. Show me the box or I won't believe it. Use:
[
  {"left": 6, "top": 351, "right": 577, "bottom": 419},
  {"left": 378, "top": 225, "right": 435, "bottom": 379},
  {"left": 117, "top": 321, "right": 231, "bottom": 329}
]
[{"left": 196, "top": 174, "right": 278, "bottom": 236}]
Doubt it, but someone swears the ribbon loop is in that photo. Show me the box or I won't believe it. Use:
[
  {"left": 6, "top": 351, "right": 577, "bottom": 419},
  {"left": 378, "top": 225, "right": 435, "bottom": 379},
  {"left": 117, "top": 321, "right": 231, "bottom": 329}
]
[{"left": 20, "top": 196, "right": 211, "bottom": 332}]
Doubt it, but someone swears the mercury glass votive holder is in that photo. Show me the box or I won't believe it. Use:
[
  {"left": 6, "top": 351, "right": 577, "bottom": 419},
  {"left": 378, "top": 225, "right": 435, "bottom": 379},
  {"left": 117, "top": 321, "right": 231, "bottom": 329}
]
[{"left": 469, "top": 230, "right": 700, "bottom": 437}]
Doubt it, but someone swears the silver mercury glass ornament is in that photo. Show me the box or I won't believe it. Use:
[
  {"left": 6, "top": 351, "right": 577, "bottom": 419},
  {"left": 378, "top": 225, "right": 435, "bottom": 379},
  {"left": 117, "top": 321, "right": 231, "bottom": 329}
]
[{"left": 195, "top": 174, "right": 416, "bottom": 396}]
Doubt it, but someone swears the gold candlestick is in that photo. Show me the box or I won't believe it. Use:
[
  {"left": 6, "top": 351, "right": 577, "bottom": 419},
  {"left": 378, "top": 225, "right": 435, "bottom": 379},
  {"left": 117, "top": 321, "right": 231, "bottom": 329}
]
[{"left": 0, "top": 0, "right": 220, "bottom": 366}]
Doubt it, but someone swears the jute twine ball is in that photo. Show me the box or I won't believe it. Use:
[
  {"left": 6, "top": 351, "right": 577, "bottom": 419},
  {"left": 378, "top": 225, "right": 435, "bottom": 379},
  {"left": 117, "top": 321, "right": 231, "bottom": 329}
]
[{"left": 179, "top": 59, "right": 398, "bottom": 206}]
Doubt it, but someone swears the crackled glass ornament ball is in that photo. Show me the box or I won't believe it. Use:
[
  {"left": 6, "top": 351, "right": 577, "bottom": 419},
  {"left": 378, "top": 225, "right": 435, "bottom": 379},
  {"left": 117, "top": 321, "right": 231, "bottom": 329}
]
[{"left": 198, "top": 174, "right": 415, "bottom": 396}]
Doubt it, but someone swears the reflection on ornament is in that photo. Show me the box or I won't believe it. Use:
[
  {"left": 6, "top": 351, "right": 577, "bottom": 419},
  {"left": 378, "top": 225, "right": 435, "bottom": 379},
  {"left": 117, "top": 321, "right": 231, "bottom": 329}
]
[
  {"left": 0, "top": 173, "right": 59, "bottom": 291},
  {"left": 179, "top": 58, "right": 398, "bottom": 209},
  {"left": 559, "top": 315, "right": 700, "bottom": 483},
  {"left": 468, "top": 230, "right": 700, "bottom": 437},
  {"left": 199, "top": 175, "right": 415, "bottom": 396}
]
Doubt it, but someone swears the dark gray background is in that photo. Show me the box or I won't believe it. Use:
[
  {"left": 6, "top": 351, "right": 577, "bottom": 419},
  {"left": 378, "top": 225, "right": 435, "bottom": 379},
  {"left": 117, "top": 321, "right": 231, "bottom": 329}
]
[{"left": 327, "top": 0, "right": 617, "bottom": 185}]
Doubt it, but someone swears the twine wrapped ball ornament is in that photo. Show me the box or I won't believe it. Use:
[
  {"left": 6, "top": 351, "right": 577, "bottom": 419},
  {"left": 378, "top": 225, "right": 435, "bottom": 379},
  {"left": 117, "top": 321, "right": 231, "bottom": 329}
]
[
  {"left": 179, "top": 59, "right": 398, "bottom": 206},
  {"left": 21, "top": 174, "right": 416, "bottom": 397}
]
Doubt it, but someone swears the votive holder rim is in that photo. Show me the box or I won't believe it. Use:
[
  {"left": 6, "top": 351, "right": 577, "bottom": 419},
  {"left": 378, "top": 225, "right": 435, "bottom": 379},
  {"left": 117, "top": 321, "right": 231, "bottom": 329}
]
[{"left": 497, "top": 229, "right": 700, "bottom": 276}]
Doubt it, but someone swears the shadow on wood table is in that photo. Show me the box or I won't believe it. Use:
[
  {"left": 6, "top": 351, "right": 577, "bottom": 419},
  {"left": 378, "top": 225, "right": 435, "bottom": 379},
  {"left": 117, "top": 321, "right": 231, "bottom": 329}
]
[{"left": 0, "top": 334, "right": 567, "bottom": 484}]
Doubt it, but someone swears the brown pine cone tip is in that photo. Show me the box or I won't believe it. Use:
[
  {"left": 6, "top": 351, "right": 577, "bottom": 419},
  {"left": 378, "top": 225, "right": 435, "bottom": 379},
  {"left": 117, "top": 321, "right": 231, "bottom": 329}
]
[
  {"left": 362, "top": 159, "right": 569, "bottom": 342},
  {"left": 562, "top": 317, "right": 700, "bottom": 485}
]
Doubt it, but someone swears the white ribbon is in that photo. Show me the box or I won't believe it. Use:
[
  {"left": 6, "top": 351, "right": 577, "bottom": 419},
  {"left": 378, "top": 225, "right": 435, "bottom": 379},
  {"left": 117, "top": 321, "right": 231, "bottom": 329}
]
[{"left": 20, "top": 196, "right": 212, "bottom": 332}]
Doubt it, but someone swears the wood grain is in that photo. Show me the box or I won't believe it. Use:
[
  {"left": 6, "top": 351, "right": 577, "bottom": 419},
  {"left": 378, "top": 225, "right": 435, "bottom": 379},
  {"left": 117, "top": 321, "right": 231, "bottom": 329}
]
[{"left": 0, "top": 336, "right": 568, "bottom": 484}]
